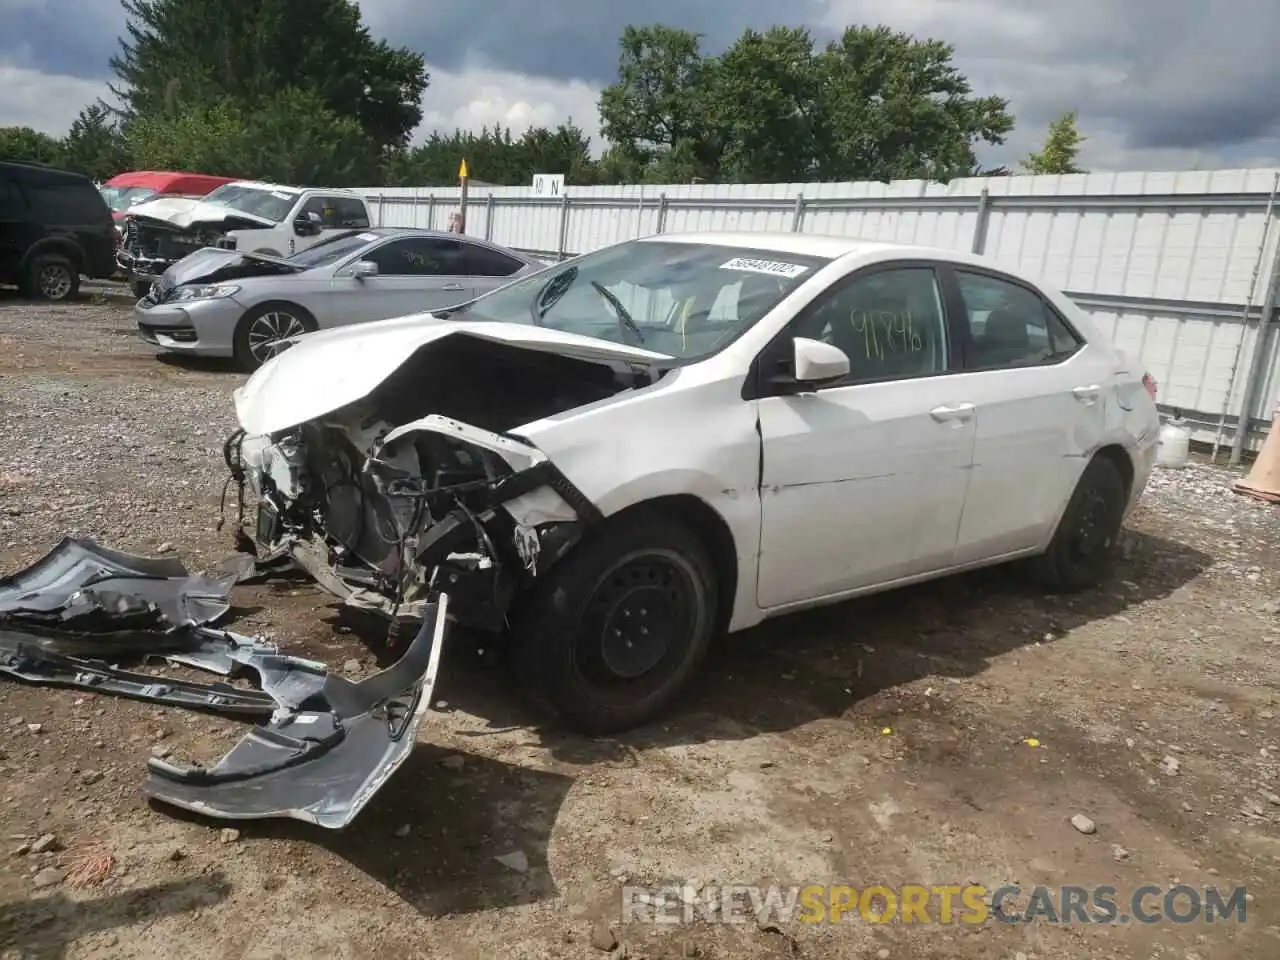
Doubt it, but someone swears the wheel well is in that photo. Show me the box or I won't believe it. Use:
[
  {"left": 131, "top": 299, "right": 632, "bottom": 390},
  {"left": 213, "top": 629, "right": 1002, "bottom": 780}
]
[
  {"left": 604, "top": 495, "right": 739, "bottom": 636},
  {"left": 1093, "top": 443, "right": 1134, "bottom": 497},
  {"left": 241, "top": 300, "right": 317, "bottom": 330},
  {"left": 24, "top": 240, "right": 83, "bottom": 274}
]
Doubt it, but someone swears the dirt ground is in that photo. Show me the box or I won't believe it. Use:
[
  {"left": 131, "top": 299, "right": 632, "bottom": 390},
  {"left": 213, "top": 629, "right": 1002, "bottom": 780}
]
[{"left": 1, "top": 288, "right": 1279, "bottom": 960}]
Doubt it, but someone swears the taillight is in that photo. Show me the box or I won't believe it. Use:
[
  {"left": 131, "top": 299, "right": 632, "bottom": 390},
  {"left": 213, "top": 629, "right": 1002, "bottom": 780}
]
[{"left": 1142, "top": 373, "right": 1157, "bottom": 401}]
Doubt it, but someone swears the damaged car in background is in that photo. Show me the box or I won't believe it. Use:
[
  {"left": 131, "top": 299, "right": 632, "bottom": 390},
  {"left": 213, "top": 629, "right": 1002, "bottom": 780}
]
[
  {"left": 117, "top": 180, "right": 371, "bottom": 298},
  {"left": 134, "top": 227, "right": 545, "bottom": 370},
  {"left": 224, "top": 231, "right": 1162, "bottom": 735},
  {"left": 0, "top": 537, "right": 447, "bottom": 828}
]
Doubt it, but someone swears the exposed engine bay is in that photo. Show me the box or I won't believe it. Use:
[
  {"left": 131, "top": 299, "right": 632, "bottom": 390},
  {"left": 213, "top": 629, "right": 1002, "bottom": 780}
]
[
  {"left": 119, "top": 212, "right": 274, "bottom": 281},
  {"left": 226, "top": 334, "right": 662, "bottom": 631}
]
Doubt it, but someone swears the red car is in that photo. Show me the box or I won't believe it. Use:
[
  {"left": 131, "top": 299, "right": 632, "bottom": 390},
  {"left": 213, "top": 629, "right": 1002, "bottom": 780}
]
[{"left": 99, "top": 171, "right": 237, "bottom": 223}]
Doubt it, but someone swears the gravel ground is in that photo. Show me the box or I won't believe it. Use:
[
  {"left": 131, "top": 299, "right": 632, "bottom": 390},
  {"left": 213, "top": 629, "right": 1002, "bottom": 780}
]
[{"left": 1, "top": 292, "right": 1280, "bottom": 960}]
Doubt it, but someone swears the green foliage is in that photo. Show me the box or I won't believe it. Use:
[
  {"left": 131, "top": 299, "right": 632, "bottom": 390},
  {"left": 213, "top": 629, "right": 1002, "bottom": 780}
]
[
  {"left": 109, "top": 0, "right": 428, "bottom": 149},
  {"left": 0, "top": 127, "right": 66, "bottom": 166},
  {"left": 0, "top": 10, "right": 1017, "bottom": 189},
  {"left": 1023, "top": 111, "right": 1086, "bottom": 175},
  {"left": 598, "top": 23, "right": 1015, "bottom": 184}
]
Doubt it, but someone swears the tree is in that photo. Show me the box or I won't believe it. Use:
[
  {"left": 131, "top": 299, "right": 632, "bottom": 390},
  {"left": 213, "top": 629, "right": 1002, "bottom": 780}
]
[
  {"left": 597, "top": 25, "right": 717, "bottom": 183},
  {"left": 705, "top": 27, "right": 822, "bottom": 183},
  {"left": 0, "top": 127, "right": 65, "bottom": 165},
  {"left": 596, "top": 23, "right": 1014, "bottom": 185},
  {"left": 125, "top": 89, "right": 382, "bottom": 186},
  {"left": 109, "top": 0, "right": 429, "bottom": 150},
  {"left": 1023, "top": 111, "right": 1086, "bottom": 175},
  {"left": 61, "top": 103, "right": 131, "bottom": 181},
  {"left": 811, "top": 27, "right": 1014, "bottom": 182}
]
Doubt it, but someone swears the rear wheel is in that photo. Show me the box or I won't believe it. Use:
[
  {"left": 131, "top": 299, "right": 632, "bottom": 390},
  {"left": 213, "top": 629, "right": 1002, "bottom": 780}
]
[
  {"left": 509, "top": 511, "right": 718, "bottom": 735},
  {"left": 233, "top": 303, "right": 316, "bottom": 371},
  {"left": 25, "top": 255, "right": 79, "bottom": 302},
  {"left": 1031, "top": 455, "right": 1128, "bottom": 592}
]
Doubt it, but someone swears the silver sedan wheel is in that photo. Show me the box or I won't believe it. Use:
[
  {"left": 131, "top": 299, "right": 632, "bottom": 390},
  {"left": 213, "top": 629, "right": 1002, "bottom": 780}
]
[
  {"left": 38, "top": 263, "right": 73, "bottom": 300},
  {"left": 247, "top": 310, "right": 308, "bottom": 364}
]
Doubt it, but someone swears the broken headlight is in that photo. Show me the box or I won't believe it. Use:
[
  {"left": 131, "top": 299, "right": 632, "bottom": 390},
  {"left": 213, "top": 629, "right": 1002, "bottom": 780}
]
[{"left": 171, "top": 283, "right": 241, "bottom": 302}]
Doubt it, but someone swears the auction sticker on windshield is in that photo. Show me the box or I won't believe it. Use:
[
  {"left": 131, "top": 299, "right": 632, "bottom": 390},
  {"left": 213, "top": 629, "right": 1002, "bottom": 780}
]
[{"left": 720, "top": 257, "right": 810, "bottom": 279}]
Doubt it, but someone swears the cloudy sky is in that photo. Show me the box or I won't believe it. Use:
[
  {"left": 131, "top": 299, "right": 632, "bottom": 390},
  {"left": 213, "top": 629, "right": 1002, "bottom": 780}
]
[{"left": 1, "top": 0, "right": 1278, "bottom": 174}]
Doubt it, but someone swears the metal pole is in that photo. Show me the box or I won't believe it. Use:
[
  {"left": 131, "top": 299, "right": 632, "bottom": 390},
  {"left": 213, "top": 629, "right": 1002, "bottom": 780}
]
[
  {"left": 971, "top": 187, "right": 991, "bottom": 254},
  {"left": 427, "top": 194, "right": 435, "bottom": 230},
  {"left": 457, "top": 158, "right": 469, "bottom": 234},
  {"left": 556, "top": 194, "right": 570, "bottom": 261},
  {"left": 1230, "top": 219, "right": 1280, "bottom": 465},
  {"left": 791, "top": 193, "right": 805, "bottom": 232},
  {"left": 656, "top": 193, "right": 668, "bottom": 234},
  {"left": 484, "top": 193, "right": 495, "bottom": 241},
  {"left": 1217, "top": 172, "right": 1280, "bottom": 463}
]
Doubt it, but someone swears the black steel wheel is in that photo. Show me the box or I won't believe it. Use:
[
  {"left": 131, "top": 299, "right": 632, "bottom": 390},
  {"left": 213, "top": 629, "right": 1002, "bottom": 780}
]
[
  {"left": 509, "top": 511, "right": 718, "bottom": 734},
  {"left": 1031, "top": 455, "right": 1129, "bottom": 592}
]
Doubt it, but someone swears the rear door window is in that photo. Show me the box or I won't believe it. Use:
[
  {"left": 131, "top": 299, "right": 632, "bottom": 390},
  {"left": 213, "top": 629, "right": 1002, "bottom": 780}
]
[
  {"left": 27, "top": 181, "right": 105, "bottom": 224},
  {"left": 459, "top": 241, "right": 524, "bottom": 277}
]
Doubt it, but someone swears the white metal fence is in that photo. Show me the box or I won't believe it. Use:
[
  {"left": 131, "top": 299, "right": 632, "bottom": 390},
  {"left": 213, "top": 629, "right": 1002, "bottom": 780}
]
[{"left": 354, "top": 169, "right": 1280, "bottom": 458}]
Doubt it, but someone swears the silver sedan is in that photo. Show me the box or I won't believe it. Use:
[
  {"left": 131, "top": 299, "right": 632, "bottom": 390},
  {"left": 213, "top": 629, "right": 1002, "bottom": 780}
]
[{"left": 134, "top": 227, "right": 547, "bottom": 369}]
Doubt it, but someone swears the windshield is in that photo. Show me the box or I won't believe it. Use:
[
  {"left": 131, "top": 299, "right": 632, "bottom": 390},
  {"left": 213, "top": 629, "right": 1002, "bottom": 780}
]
[
  {"left": 447, "top": 240, "right": 830, "bottom": 360},
  {"left": 201, "top": 184, "right": 296, "bottom": 222},
  {"left": 285, "top": 230, "right": 374, "bottom": 268},
  {"left": 100, "top": 186, "right": 157, "bottom": 212}
]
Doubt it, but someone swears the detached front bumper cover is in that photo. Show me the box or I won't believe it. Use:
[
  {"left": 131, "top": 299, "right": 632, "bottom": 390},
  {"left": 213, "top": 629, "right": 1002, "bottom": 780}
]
[{"left": 0, "top": 539, "right": 450, "bottom": 829}]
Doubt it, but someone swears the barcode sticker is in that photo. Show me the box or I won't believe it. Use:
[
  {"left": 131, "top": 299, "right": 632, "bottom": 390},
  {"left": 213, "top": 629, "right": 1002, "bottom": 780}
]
[{"left": 720, "top": 257, "right": 810, "bottom": 279}]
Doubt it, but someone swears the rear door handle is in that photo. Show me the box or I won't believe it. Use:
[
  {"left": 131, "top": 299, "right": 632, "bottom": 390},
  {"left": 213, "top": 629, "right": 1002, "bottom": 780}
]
[
  {"left": 1072, "top": 384, "right": 1102, "bottom": 403},
  {"left": 441, "top": 282, "right": 465, "bottom": 291},
  {"left": 930, "top": 402, "right": 975, "bottom": 423}
]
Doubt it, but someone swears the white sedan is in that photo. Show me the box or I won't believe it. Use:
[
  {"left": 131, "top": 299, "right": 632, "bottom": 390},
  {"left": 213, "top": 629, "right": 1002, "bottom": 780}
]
[{"left": 224, "top": 231, "right": 1161, "bottom": 734}]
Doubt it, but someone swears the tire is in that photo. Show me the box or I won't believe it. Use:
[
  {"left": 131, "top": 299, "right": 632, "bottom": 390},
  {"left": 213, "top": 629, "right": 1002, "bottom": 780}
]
[
  {"left": 131, "top": 280, "right": 152, "bottom": 299},
  {"left": 25, "top": 254, "right": 79, "bottom": 302},
  {"left": 509, "top": 510, "right": 719, "bottom": 735},
  {"left": 1030, "top": 455, "right": 1128, "bottom": 592},
  {"left": 232, "top": 303, "right": 316, "bottom": 372}
]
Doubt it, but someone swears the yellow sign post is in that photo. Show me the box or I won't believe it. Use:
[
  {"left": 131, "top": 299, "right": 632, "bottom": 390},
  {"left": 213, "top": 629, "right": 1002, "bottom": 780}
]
[{"left": 457, "top": 157, "right": 469, "bottom": 234}]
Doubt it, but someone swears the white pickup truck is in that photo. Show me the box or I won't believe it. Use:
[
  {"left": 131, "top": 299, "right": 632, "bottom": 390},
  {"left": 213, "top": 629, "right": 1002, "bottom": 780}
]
[{"left": 117, "top": 181, "right": 373, "bottom": 298}]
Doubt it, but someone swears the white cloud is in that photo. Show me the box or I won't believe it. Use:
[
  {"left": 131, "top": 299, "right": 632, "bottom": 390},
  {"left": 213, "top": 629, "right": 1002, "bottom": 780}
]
[
  {"left": 0, "top": 61, "right": 605, "bottom": 155},
  {"left": 413, "top": 65, "right": 605, "bottom": 152},
  {"left": 0, "top": 65, "right": 110, "bottom": 135}
]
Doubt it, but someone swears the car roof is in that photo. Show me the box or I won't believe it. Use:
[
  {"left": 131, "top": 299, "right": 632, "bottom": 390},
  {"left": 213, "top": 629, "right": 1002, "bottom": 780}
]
[
  {"left": 226, "top": 180, "right": 363, "bottom": 198},
  {"left": 0, "top": 160, "right": 95, "bottom": 185},
  {"left": 106, "top": 171, "right": 236, "bottom": 190},
  {"left": 645, "top": 230, "right": 1041, "bottom": 276}
]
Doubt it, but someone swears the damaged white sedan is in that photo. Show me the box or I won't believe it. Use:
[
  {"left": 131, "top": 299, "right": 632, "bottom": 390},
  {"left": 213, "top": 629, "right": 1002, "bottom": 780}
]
[{"left": 224, "top": 231, "right": 1161, "bottom": 734}]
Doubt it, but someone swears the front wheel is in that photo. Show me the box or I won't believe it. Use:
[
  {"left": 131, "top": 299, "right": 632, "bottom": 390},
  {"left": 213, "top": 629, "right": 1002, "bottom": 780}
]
[
  {"left": 25, "top": 255, "right": 79, "bottom": 302},
  {"left": 1030, "top": 455, "right": 1128, "bottom": 592},
  {"left": 232, "top": 303, "right": 315, "bottom": 371},
  {"left": 509, "top": 512, "right": 718, "bottom": 735}
]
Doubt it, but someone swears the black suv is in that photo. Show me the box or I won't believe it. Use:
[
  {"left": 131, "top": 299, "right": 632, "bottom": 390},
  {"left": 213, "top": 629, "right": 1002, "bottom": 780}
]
[{"left": 0, "top": 160, "right": 118, "bottom": 301}]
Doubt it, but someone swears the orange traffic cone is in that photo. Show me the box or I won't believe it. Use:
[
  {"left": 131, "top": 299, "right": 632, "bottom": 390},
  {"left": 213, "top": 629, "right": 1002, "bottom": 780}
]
[{"left": 1233, "top": 403, "right": 1280, "bottom": 503}]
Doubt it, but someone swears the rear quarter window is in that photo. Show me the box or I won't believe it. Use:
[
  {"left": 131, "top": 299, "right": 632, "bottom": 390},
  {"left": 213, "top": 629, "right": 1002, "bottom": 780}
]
[{"left": 28, "top": 181, "right": 107, "bottom": 225}]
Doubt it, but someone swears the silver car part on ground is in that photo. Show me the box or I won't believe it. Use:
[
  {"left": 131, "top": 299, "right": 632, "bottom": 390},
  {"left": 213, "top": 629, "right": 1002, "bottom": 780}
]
[{"left": 144, "top": 594, "right": 448, "bottom": 829}]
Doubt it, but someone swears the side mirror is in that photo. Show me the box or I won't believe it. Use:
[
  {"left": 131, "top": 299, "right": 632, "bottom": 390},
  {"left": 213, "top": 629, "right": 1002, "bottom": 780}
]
[
  {"left": 293, "top": 212, "right": 321, "bottom": 236},
  {"left": 352, "top": 260, "right": 378, "bottom": 280},
  {"left": 792, "top": 336, "right": 849, "bottom": 385}
]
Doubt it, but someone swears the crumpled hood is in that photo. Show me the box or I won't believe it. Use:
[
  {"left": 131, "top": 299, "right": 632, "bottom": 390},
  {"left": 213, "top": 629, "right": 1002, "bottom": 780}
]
[
  {"left": 233, "top": 315, "right": 672, "bottom": 436},
  {"left": 127, "top": 195, "right": 278, "bottom": 229},
  {"left": 161, "top": 248, "right": 301, "bottom": 288}
]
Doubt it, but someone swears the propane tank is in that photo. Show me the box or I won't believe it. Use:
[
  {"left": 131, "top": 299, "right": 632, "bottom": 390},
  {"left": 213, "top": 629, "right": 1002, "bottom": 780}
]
[{"left": 1156, "top": 409, "right": 1191, "bottom": 468}]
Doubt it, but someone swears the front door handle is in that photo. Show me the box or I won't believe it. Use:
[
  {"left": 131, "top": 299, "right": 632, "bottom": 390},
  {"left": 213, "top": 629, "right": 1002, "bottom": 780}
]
[
  {"left": 930, "top": 402, "right": 975, "bottom": 423},
  {"left": 441, "top": 282, "right": 465, "bottom": 291},
  {"left": 1072, "top": 385, "right": 1102, "bottom": 403}
]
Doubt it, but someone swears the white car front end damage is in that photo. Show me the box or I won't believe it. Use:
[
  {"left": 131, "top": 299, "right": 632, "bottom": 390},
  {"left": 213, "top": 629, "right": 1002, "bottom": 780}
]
[{"left": 224, "top": 313, "right": 675, "bottom": 632}]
